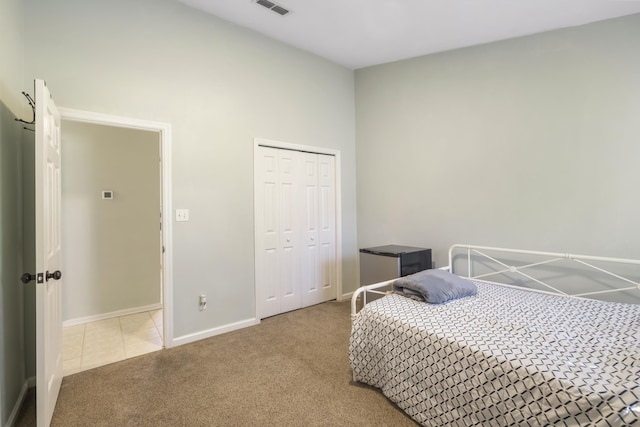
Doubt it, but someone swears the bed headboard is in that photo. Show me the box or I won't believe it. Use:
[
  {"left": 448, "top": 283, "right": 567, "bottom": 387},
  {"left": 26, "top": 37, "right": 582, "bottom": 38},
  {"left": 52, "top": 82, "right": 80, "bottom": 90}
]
[{"left": 449, "top": 244, "right": 640, "bottom": 304}]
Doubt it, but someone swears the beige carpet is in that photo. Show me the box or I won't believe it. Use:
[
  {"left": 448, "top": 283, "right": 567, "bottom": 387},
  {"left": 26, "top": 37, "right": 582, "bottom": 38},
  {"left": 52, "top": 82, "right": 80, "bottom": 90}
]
[{"left": 16, "top": 301, "right": 417, "bottom": 426}]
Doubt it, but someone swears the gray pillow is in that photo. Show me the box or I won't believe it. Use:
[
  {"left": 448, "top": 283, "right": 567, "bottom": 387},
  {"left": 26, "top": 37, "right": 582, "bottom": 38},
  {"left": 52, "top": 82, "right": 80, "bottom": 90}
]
[{"left": 393, "top": 269, "right": 477, "bottom": 304}]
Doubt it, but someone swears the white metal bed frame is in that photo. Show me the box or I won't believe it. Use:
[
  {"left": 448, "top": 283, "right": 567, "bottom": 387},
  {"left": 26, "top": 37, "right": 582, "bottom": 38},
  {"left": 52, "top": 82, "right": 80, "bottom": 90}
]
[{"left": 351, "top": 244, "right": 640, "bottom": 321}]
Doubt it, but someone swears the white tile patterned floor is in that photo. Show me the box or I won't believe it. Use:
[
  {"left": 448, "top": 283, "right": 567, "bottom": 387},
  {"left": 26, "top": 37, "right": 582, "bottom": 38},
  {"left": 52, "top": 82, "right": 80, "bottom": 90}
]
[{"left": 63, "top": 309, "right": 163, "bottom": 376}]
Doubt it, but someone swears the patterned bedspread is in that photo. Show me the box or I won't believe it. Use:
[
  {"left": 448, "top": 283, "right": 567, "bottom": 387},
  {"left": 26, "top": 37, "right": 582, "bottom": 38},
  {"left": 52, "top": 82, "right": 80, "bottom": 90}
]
[{"left": 349, "top": 282, "right": 640, "bottom": 426}]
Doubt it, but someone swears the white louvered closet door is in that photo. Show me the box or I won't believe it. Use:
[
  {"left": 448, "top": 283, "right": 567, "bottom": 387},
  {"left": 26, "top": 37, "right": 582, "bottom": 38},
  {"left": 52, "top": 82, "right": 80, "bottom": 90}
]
[{"left": 255, "top": 146, "right": 336, "bottom": 319}]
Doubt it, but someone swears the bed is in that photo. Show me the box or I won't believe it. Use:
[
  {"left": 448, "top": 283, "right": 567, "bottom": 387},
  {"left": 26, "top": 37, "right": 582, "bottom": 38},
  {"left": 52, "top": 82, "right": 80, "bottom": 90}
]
[{"left": 349, "top": 245, "right": 640, "bottom": 426}]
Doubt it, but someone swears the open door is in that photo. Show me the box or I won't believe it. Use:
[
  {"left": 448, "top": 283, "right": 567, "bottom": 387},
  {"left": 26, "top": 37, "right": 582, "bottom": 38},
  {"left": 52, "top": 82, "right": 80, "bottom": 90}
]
[{"left": 34, "top": 79, "right": 63, "bottom": 426}]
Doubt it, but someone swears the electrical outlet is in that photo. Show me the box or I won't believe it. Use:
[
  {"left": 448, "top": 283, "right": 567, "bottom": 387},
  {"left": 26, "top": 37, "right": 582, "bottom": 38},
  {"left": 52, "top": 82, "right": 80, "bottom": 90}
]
[{"left": 199, "top": 294, "right": 207, "bottom": 311}]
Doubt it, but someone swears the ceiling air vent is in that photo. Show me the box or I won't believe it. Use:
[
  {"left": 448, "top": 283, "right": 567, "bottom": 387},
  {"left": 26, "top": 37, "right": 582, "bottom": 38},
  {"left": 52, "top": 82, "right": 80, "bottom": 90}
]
[{"left": 254, "top": 0, "right": 291, "bottom": 16}]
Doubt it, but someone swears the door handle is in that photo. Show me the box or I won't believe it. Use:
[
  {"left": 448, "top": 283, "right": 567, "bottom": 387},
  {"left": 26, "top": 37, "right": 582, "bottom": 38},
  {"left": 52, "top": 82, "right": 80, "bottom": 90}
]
[
  {"left": 46, "top": 270, "right": 62, "bottom": 281},
  {"left": 21, "top": 273, "right": 36, "bottom": 284},
  {"left": 21, "top": 272, "right": 45, "bottom": 284}
]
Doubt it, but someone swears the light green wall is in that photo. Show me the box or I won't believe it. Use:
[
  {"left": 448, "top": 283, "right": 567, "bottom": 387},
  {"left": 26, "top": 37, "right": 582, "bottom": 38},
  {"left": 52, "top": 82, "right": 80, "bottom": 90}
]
[
  {"left": 355, "top": 13, "right": 640, "bottom": 267},
  {"left": 0, "top": 100, "right": 26, "bottom": 427},
  {"left": 24, "top": 0, "right": 358, "bottom": 339},
  {"left": 0, "top": 0, "right": 28, "bottom": 424},
  {"left": 62, "top": 122, "right": 161, "bottom": 321},
  {"left": 22, "top": 129, "right": 36, "bottom": 383},
  {"left": 0, "top": 0, "right": 27, "bottom": 117}
]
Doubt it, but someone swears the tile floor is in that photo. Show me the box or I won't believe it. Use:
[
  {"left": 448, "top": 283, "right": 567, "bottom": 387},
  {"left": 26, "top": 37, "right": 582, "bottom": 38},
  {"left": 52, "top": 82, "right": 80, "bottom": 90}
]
[{"left": 63, "top": 309, "right": 163, "bottom": 376}]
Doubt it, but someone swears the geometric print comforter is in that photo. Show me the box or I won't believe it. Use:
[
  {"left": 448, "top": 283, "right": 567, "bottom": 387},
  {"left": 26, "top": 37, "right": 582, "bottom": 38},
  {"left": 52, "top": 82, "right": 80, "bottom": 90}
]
[{"left": 349, "top": 282, "right": 640, "bottom": 426}]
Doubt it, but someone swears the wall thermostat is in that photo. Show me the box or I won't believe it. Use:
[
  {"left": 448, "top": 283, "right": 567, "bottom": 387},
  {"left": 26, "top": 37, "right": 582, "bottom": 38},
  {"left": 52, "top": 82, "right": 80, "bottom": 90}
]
[{"left": 102, "top": 190, "right": 114, "bottom": 200}]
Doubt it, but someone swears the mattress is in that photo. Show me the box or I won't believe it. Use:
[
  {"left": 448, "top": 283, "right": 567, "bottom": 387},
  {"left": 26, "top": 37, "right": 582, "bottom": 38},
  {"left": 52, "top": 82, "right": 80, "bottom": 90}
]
[{"left": 349, "top": 282, "right": 640, "bottom": 426}]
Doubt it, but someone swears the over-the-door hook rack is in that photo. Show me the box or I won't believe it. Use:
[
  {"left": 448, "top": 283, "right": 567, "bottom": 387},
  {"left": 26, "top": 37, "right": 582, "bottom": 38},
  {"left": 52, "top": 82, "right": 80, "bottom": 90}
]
[{"left": 15, "top": 91, "right": 35, "bottom": 125}]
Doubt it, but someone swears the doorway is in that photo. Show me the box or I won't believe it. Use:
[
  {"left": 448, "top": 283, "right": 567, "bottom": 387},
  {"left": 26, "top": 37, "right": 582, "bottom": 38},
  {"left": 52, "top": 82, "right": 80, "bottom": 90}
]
[{"left": 58, "top": 108, "right": 173, "bottom": 373}]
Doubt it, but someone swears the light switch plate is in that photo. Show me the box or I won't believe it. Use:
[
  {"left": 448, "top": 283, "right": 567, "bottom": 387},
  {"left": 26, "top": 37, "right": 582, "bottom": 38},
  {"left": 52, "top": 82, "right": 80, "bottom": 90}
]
[{"left": 175, "top": 209, "right": 190, "bottom": 222}]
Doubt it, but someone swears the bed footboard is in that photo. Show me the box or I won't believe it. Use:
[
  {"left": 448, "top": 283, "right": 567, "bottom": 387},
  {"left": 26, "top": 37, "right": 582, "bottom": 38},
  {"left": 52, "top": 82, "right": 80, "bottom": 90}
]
[{"left": 350, "top": 279, "right": 395, "bottom": 322}]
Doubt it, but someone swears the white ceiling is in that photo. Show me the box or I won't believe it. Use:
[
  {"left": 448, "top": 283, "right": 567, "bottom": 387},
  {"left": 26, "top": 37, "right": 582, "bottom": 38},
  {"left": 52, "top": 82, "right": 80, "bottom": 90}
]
[{"left": 177, "top": 0, "right": 640, "bottom": 69}]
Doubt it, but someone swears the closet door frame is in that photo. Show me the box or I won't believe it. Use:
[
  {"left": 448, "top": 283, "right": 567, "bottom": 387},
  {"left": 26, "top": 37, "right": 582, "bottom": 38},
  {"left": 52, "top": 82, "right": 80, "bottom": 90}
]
[{"left": 253, "top": 138, "right": 343, "bottom": 318}]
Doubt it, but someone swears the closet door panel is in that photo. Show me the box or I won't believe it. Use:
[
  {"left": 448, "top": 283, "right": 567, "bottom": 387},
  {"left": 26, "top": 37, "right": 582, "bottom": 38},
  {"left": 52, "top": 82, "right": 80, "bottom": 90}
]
[
  {"left": 255, "top": 146, "right": 281, "bottom": 318},
  {"left": 278, "top": 150, "right": 301, "bottom": 313},
  {"left": 279, "top": 244, "right": 300, "bottom": 313},
  {"left": 279, "top": 151, "right": 298, "bottom": 249},
  {"left": 320, "top": 242, "right": 334, "bottom": 297},
  {"left": 318, "top": 155, "right": 336, "bottom": 300},
  {"left": 300, "top": 153, "right": 321, "bottom": 306},
  {"left": 262, "top": 182, "right": 278, "bottom": 250},
  {"left": 263, "top": 248, "right": 279, "bottom": 305},
  {"left": 301, "top": 153, "right": 319, "bottom": 246}
]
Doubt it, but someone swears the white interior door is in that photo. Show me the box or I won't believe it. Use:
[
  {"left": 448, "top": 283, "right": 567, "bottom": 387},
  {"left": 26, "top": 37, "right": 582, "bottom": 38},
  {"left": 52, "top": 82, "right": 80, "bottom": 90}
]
[{"left": 35, "top": 79, "right": 63, "bottom": 427}]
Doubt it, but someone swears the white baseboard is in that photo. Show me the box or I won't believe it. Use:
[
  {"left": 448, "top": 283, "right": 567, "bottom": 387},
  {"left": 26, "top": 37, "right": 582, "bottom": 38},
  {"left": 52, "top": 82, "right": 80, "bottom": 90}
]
[
  {"left": 171, "top": 318, "right": 260, "bottom": 347},
  {"left": 6, "top": 378, "right": 33, "bottom": 427},
  {"left": 63, "top": 303, "right": 163, "bottom": 327}
]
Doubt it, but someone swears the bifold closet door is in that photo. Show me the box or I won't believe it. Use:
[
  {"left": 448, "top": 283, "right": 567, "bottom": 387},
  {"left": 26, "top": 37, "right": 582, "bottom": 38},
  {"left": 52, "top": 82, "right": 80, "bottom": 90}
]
[
  {"left": 277, "top": 149, "right": 304, "bottom": 314},
  {"left": 300, "top": 153, "right": 336, "bottom": 307},
  {"left": 255, "top": 146, "right": 336, "bottom": 319},
  {"left": 318, "top": 154, "right": 336, "bottom": 302},
  {"left": 256, "top": 147, "right": 302, "bottom": 319}
]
